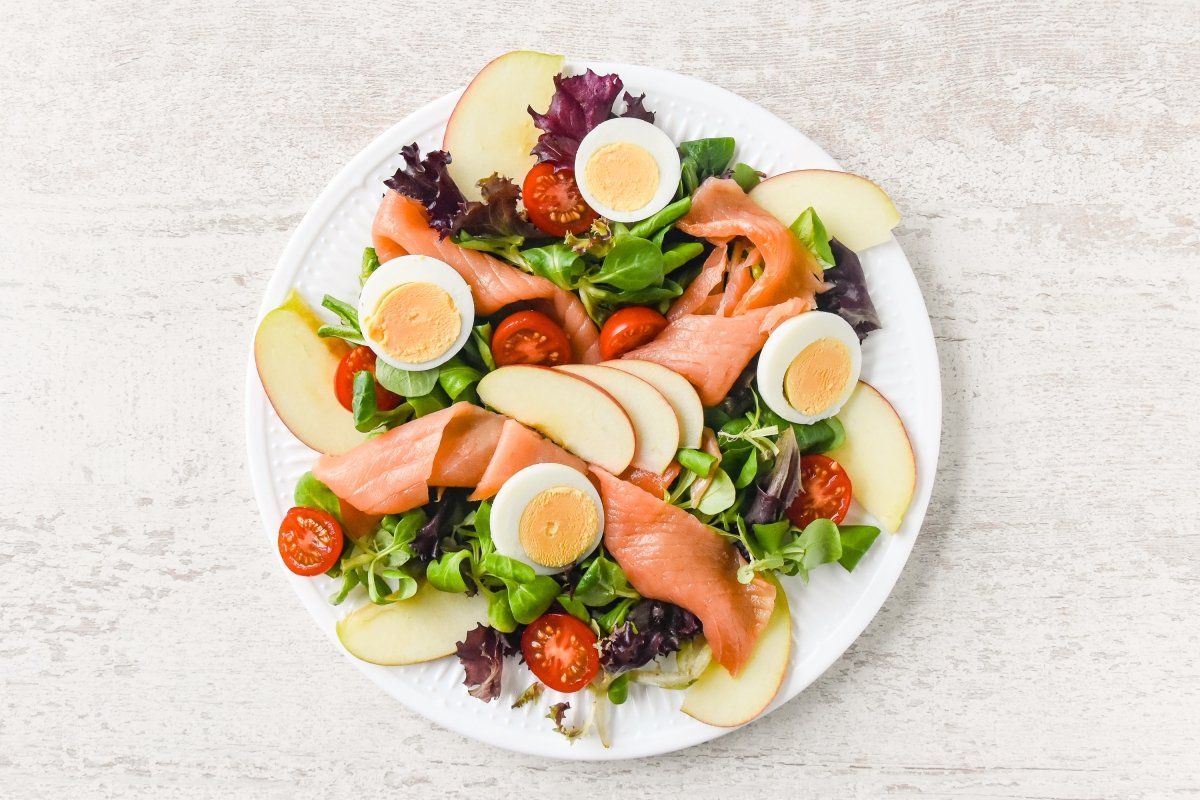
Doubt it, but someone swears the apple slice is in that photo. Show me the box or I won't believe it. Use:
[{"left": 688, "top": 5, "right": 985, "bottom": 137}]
[
  {"left": 826, "top": 381, "right": 916, "bottom": 532},
  {"left": 750, "top": 169, "right": 900, "bottom": 252},
  {"left": 681, "top": 576, "right": 791, "bottom": 727},
  {"left": 603, "top": 359, "right": 704, "bottom": 449},
  {"left": 557, "top": 364, "right": 679, "bottom": 474},
  {"left": 443, "top": 50, "right": 564, "bottom": 200},
  {"left": 254, "top": 290, "right": 368, "bottom": 455},
  {"left": 476, "top": 365, "right": 636, "bottom": 474},
  {"left": 336, "top": 582, "right": 488, "bottom": 666}
]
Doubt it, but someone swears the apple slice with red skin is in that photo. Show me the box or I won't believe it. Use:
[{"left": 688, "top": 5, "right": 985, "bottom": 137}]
[
  {"left": 603, "top": 359, "right": 704, "bottom": 450},
  {"left": 827, "top": 381, "right": 916, "bottom": 532},
  {"left": 681, "top": 575, "right": 791, "bottom": 727},
  {"left": 750, "top": 169, "right": 900, "bottom": 252},
  {"left": 337, "top": 581, "right": 489, "bottom": 666},
  {"left": 476, "top": 365, "right": 637, "bottom": 475},
  {"left": 443, "top": 50, "right": 564, "bottom": 201},
  {"left": 557, "top": 364, "right": 679, "bottom": 474},
  {"left": 254, "top": 290, "right": 368, "bottom": 455}
]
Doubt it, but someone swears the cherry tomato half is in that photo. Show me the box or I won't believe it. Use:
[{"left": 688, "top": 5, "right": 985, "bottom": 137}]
[
  {"left": 521, "top": 612, "right": 600, "bottom": 693},
  {"left": 491, "top": 310, "right": 572, "bottom": 367},
  {"left": 786, "top": 454, "right": 853, "bottom": 528},
  {"left": 522, "top": 163, "right": 598, "bottom": 237},
  {"left": 598, "top": 306, "right": 669, "bottom": 360},
  {"left": 334, "top": 345, "right": 403, "bottom": 412},
  {"left": 278, "top": 507, "right": 344, "bottom": 577}
]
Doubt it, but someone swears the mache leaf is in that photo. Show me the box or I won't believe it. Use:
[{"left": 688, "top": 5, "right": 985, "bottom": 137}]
[
  {"left": 837, "top": 525, "right": 882, "bottom": 572},
  {"left": 293, "top": 472, "right": 342, "bottom": 521}
]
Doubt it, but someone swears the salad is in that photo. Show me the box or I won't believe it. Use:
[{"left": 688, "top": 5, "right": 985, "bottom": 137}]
[{"left": 253, "top": 51, "right": 916, "bottom": 744}]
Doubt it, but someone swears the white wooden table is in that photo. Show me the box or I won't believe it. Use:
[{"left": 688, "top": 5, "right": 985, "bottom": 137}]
[{"left": 3, "top": 1, "right": 1198, "bottom": 797}]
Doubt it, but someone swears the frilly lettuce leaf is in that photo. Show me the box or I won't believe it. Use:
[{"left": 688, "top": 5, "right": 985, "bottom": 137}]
[
  {"left": 454, "top": 624, "right": 517, "bottom": 703},
  {"left": 817, "top": 239, "right": 881, "bottom": 341},
  {"left": 384, "top": 144, "right": 540, "bottom": 239},
  {"left": 529, "top": 69, "right": 656, "bottom": 168},
  {"left": 597, "top": 600, "right": 702, "bottom": 673}
]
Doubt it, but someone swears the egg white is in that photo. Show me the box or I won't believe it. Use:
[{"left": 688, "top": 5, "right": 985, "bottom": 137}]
[
  {"left": 574, "top": 117, "right": 681, "bottom": 224},
  {"left": 490, "top": 464, "right": 604, "bottom": 576},
  {"left": 357, "top": 254, "right": 475, "bottom": 371},
  {"left": 757, "top": 311, "right": 862, "bottom": 424}
]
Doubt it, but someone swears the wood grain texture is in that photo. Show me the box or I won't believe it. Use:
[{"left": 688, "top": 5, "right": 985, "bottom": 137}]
[{"left": 2, "top": 0, "right": 1198, "bottom": 797}]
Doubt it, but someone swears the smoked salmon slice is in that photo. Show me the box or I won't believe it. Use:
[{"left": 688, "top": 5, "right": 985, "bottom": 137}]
[
  {"left": 621, "top": 297, "right": 808, "bottom": 405},
  {"left": 313, "top": 403, "right": 584, "bottom": 514},
  {"left": 677, "top": 178, "right": 824, "bottom": 315},
  {"left": 372, "top": 192, "right": 601, "bottom": 363},
  {"left": 668, "top": 241, "right": 728, "bottom": 321},
  {"left": 469, "top": 419, "right": 587, "bottom": 501},
  {"left": 621, "top": 460, "right": 682, "bottom": 499},
  {"left": 592, "top": 467, "right": 776, "bottom": 676},
  {"left": 716, "top": 242, "right": 759, "bottom": 316}
]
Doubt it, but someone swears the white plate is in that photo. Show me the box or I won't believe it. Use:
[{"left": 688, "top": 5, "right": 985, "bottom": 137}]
[{"left": 245, "top": 60, "right": 941, "bottom": 760}]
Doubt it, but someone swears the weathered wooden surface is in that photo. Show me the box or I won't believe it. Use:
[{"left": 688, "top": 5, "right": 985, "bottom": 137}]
[{"left": 2, "top": 0, "right": 1198, "bottom": 797}]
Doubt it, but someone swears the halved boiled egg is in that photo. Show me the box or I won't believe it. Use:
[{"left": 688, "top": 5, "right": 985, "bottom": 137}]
[
  {"left": 757, "top": 311, "right": 862, "bottom": 424},
  {"left": 491, "top": 464, "right": 604, "bottom": 576},
  {"left": 358, "top": 255, "right": 475, "bottom": 371},
  {"left": 574, "top": 117, "right": 681, "bottom": 223}
]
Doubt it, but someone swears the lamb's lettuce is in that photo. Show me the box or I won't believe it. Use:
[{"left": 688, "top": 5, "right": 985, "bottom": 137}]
[
  {"left": 436, "top": 356, "right": 483, "bottom": 403},
  {"left": 677, "top": 137, "right": 735, "bottom": 196},
  {"left": 573, "top": 552, "right": 639, "bottom": 607},
  {"left": 315, "top": 294, "right": 365, "bottom": 346},
  {"left": 522, "top": 242, "right": 586, "bottom": 289},
  {"left": 676, "top": 448, "right": 717, "bottom": 478},
  {"left": 836, "top": 525, "right": 883, "bottom": 572},
  {"left": 293, "top": 472, "right": 342, "bottom": 521},
  {"left": 375, "top": 361, "right": 438, "bottom": 397},
  {"left": 481, "top": 554, "right": 561, "bottom": 625},
  {"left": 729, "top": 163, "right": 762, "bottom": 192},
  {"left": 360, "top": 247, "right": 381, "bottom": 285},
  {"left": 351, "top": 372, "right": 412, "bottom": 432},
  {"left": 790, "top": 207, "right": 836, "bottom": 270},
  {"left": 627, "top": 196, "right": 691, "bottom": 239},
  {"left": 327, "top": 508, "right": 427, "bottom": 605}
]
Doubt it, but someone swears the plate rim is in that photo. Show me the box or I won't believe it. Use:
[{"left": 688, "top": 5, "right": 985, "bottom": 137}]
[{"left": 245, "top": 59, "right": 942, "bottom": 761}]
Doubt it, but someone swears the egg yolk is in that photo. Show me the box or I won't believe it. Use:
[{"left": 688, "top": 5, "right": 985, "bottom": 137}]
[
  {"left": 365, "top": 282, "right": 460, "bottom": 364},
  {"left": 584, "top": 142, "right": 659, "bottom": 212},
  {"left": 518, "top": 486, "right": 599, "bottom": 569},
  {"left": 784, "top": 337, "right": 851, "bottom": 415}
]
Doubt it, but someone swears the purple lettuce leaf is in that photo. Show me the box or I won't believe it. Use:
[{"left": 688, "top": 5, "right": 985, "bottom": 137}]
[
  {"left": 546, "top": 701, "right": 585, "bottom": 740},
  {"left": 528, "top": 70, "right": 656, "bottom": 168},
  {"left": 383, "top": 144, "right": 465, "bottom": 238},
  {"left": 620, "top": 91, "right": 655, "bottom": 123},
  {"left": 455, "top": 624, "right": 518, "bottom": 702},
  {"left": 597, "top": 600, "right": 702, "bottom": 672},
  {"left": 744, "top": 427, "right": 801, "bottom": 525},
  {"left": 384, "top": 145, "right": 540, "bottom": 239},
  {"left": 547, "top": 701, "right": 570, "bottom": 726},
  {"left": 454, "top": 173, "right": 542, "bottom": 238},
  {"left": 816, "top": 239, "right": 881, "bottom": 342},
  {"left": 412, "top": 497, "right": 454, "bottom": 562}
]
